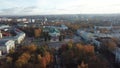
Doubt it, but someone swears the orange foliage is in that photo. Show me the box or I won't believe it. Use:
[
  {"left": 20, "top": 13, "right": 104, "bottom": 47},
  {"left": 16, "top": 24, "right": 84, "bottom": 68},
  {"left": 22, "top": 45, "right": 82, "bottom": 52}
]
[
  {"left": 38, "top": 52, "right": 52, "bottom": 68},
  {"left": 34, "top": 28, "right": 42, "bottom": 37},
  {"left": 15, "top": 52, "right": 30, "bottom": 67},
  {"left": 78, "top": 61, "right": 88, "bottom": 68},
  {"left": 107, "top": 40, "right": 117, "bottom": 51},
  {"left": 76, "top": 44, "right": 84, "bottom": 50},
  {"left": 60, "top": 43, "right": 95, "bottom": 67},
  {"left": 44, "top": 52, "right": 51, "bottom": 65},
  {"left": 27, "top": 44, "right": 37, "bottom": 52},
  {"left": 38, "top": 54, "right": 42, "bottom": 61},
  {"left": 39, "top": 57, "right": 47, "bottom": 68},
  {"left": 2, "top": 44, "right": 54, "bottom": 68},
  {"left": 84, "top": 45, "right": 94, "bottom": 55}
]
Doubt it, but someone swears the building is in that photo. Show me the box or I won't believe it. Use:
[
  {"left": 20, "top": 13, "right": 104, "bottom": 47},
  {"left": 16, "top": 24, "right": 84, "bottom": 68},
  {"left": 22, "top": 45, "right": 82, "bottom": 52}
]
[
  {"left": 49, "top": 27, "right": 60, "bottom": 37},
  {"left": 13, "top": 28, "right": 26, "bottom": 44},
  {"left": 43, "top": 26, "right": 60, "bottom": 42},
  {"left": 0, "top": 25, "right": 10, "bottom": 30},
  {"left": 43, "top": 26, "right": 60, "bottom": 37},
  {"left": 94, "top": 23, "right": 113, "bottom": 30},
  {"left": 115, "top": 47, "right": 120, "bottom": 63},
  {"left": 0, "top": 50, "right": 1, "bottom": 56},
  {"left": 2, "top": 28, "right": 26, "bottom": 44},
  {"left": 14, "top": 33, "right": 26, "bottom": 44},
  {"left": 77, "top": 30, "right": 94, "bottom": 42},
  {"left": 0, "top": 30, "right": 2, "bottom": 39},
  {"left": 58, "top": 24, "right": 68, "bottom": 30},
  {"left": 0, "top": 39, "right": 15, "bottom": 55}
]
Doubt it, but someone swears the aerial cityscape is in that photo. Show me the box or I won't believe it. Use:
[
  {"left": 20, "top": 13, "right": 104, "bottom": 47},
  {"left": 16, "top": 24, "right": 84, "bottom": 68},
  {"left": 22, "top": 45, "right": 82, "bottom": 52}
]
[{"left": 0, "top": 0, "right": 120, "bottom": 68}]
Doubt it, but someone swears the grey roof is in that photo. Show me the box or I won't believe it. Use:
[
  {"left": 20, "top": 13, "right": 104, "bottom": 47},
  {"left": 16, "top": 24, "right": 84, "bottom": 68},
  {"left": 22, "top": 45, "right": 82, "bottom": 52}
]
[{"left": 0, "top": 39, "right": 9, "bottom": 46}]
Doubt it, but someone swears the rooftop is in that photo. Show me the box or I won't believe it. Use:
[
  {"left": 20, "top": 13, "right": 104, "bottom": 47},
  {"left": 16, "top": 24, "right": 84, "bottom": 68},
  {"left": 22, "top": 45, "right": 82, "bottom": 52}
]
[{"left": 0, "top": 39, "right": 9, "bottom": 46}]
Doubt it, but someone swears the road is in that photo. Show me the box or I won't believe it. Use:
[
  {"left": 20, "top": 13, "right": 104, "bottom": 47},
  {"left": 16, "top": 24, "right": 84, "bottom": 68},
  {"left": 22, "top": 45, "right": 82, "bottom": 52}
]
[{"left": 22, "top": 35, "right": 81, "bottom": 47}]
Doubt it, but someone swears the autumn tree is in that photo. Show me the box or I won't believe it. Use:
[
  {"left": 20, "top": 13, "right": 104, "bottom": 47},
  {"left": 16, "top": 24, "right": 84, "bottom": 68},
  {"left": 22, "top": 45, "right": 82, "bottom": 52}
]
[
  {"left": 78, "top": 61, "right": 88, "bottom": 68},
  {"left": 9, "top": 48, "right": 15, "bottom": 54},
  {"left": 102, "top": 40, "right": 117, "bottom": 51},
  {"left": 15, "top": 52, "right": 30, "bottom": 68},
  {"left": 39, "top": 57, "right": 47, "bottom": 68},
  {"left": 1, "top": 44, "right": 54, "bottom": 68},
  {"left": 88, "top": 56, "right": 109, "bottom": 68},
  {"left": 34, "top": 28, "right": 42, "bottom": 38},
  {"left": 27, "top": 44, "right": 37, "bottom": 53},
  {"left": 107, "top": 40, "right": 117, "bottom": 51},
  {"left": 6, "top": 57, "right": 13, "bottom": 64},
  {"left": 84, "top": 45, "right": 94, "bottom": 56},
  {"left": 59, "top": 43, "right": 95, "bottom": 67}
]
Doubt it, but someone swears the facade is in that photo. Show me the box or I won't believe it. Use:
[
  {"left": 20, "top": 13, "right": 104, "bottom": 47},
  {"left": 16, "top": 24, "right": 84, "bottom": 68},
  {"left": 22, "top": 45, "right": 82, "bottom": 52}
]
[
  {"left": 43, "top": 26, "right": 60, "bottom": 37},
  {"left": 49, "top": 27, "right": 60, "bottom": 37},
  {"left": 0, "top": 30, "right": 2, "bottom": 39},
  {"left": 1, "top": 28, "right": 26, "bottom": 45},
  {"left": 14, "top": 28, "right": 26, "bottom": 44},
  {"left": 0, "top": 25, "right": 10, "bottom": 30},
  {"left": 0, "top": 25, "right": 26, "bottom": 56},
  {"left": 43, "top": 26, "right": 60, "bottom": 42},
  {"left": 58, "top": 24, "right": 68, "bottom": 30},
  {"left": 114, "top": 47, "right": 120, "bottom": 63},
  {"left": 0, "top": 50, "right": 1, "bottom": 56},
  {"left": 92, "top": 39, "right": 101, "bottom": 48},
  {"left": 14, "top": 33, "right": 26, "bottom": 44},
  {"left": 77, "top": 30, "right": 94, "bottom": 42},
  {"left": 0, "top": 39, "right": 15, "bottom": 55},
  {"left": 94, "top": 25, "right": 112, "bottom": 30}
]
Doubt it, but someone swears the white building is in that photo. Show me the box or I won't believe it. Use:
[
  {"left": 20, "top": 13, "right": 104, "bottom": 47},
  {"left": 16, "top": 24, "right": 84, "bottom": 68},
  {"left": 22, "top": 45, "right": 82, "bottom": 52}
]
[
  {"left": 0, "top": 39, "right": 15, "bottom": 55},
  {"left": 59, "top": 24, "right": 68, "bottom": 30},
  {"left": 113, "top": 47, "right": 120, "bottom": 63},
  {"left": 14, "top": 32, "right": 26, "bottom": 44},
  {"left": 0, "top": 50, "right": 2, "bottom": 56},
  {"left": 13, "top": 28, "right": 26, "bottom": 44},
  {"left": 94, "top": 24, "right": 113, "bottom": 30},
  {"left": 0, "top": 25, "right": 10, "bottom": 29},
  {"left": 0, "top": 30, "right": 2, "bottom": 39},
  {"left": 3, "top": 28, "right": 26, "bottom": 44}
]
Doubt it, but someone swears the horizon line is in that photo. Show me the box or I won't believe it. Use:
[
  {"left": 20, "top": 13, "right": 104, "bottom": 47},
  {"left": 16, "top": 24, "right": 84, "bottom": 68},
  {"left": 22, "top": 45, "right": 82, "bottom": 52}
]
[{"left": 0, "top": 13, "right": 120, "bottom": 17}]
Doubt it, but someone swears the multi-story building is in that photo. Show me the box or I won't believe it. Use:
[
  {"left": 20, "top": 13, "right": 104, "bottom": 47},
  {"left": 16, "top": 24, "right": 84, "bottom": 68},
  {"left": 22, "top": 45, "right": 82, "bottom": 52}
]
[{"left": 0, "top": 39, "right": 15, "bottom": 55}]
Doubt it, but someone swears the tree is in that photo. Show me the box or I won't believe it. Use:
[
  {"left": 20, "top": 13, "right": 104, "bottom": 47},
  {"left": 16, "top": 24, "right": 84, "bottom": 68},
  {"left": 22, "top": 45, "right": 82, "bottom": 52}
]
[
  {"left": 6, "top": 57, "right": 13, "bottom": 64},
  {"left": 27, "top": 44, "right": 37, "bottom": 53},
  {"left": 67, "top": 40, "right": 73, "bottom": 49},
  {"left": 39, "top": 57, "right": 47, "bottom": 68},
  {"left": 9, "top": 48, "right": 15, "bottom": 54},
  {"left": 15, "top": 52, "right": 30, "bottom": 68},
  {"left": 34, "top": 28, "right": 42, "bottom": 38},
  {"left": 15, "top": 58, "right": 26, "bottom": 68},
  {"left": 78, "top": 61, "right": 88, "bottom": 68},
  {"left": 44, "top": 52, "right": 51, "bottom": 65},
  {"left": 88, "top": 56, "right": 109, "bottom": 68},
  {"left": 107, "top": 40, "right": 117, "bottom": 51},
  {"left": 0, "top": 44, "right": 54, "bottom": 68},
  {"left": 59, "top": 43, "right": 96, "bottom": 67},
  {"left": 84, "top": 45, "right": 94, "bottom": 56}
]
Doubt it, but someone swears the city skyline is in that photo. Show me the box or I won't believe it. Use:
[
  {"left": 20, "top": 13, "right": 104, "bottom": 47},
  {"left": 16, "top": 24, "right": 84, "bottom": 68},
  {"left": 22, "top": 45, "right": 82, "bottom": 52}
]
[{"left": 0, "top": 0, "right": 120, "bottom": 15}]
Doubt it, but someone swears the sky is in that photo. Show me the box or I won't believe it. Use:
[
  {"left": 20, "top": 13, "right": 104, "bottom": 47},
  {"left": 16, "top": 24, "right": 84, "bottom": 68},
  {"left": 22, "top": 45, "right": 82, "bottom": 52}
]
[{"left": 0, "top": 0, "right": 120, "bottom": 15}]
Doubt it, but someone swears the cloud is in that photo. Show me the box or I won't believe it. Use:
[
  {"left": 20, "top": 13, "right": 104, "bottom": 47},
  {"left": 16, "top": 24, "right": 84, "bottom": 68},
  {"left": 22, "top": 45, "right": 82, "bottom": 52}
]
[
  {"left": 0, "top": 7, "right": 41, "bottom": 15},
  {"left": 0, "top": 0, "right": 120, "bottom": 15}
]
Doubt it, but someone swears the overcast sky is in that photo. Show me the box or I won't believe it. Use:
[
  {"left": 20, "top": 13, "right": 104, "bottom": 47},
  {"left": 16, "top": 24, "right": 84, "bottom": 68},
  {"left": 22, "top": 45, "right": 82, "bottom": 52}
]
[{"left": 0, "top": 0, "right": 120, "bottom": 15}]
